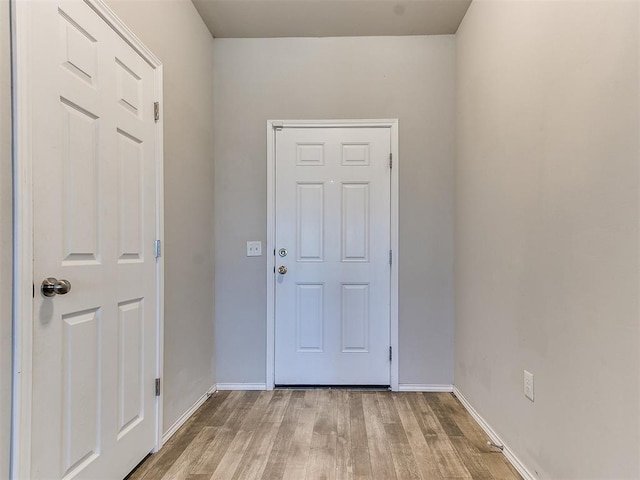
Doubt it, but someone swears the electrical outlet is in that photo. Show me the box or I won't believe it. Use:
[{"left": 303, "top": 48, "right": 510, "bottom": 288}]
[
  {"left": 246, "top": 241, "right": 262, "bottom": 257},
  {"left": 524, "top": 370, "right": 534, "bottom": 401}
]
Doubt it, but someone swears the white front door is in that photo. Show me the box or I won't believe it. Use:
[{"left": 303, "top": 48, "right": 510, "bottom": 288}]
[
  {"left": 274, "top": 126, "right": 391, "bottom": 385},
  {"left": 23, "top": 1, "right": 161, "bottom": 478}
]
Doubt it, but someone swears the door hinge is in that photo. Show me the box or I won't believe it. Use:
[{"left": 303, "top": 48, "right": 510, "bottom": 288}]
[
  {"left": 389, "top": 152, "right": 392, "bottom": 169},
  {"left": 155, "top": 378, "right": 161, "bottom": 396},
  {"left": 154, "top": 102, "right": 160, "bottom": 122},
  {"left": 389, "top": 346, "right": 392, "bottom": 362},
  {"left": 154, "top": 239, "right": 161, "bottom": 259},
  {"left": 389, "top": 250, "right": 392, "bottom": 265}
]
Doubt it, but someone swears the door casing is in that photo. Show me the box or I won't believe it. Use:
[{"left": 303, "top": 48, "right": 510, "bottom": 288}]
[
  {"left": 11, "top": 1, "right": 165, "bottom": 477},
  {"left": 266, "top": 119, "right": 399, "bottom": 391}
]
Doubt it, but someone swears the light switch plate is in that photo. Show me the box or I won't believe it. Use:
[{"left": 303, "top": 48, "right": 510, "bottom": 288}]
[
  {"left": 247, "top": 241, "right": 262, "bottom": 257},
  {"left": 524, "top": 370, "right": 534, "bottom": 401}
]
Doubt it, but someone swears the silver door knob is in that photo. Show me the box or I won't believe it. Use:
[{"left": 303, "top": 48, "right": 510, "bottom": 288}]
[
  {"left": 41, "top": 277, "right": 72, "bottom": 297},
  {"left": 277, "top": 265, "right": 287, "bottom": 275}
]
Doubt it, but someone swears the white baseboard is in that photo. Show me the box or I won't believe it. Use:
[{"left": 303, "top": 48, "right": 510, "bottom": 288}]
[
  {"left": 162, "top": 384, "right": 217, "bottom": 445},
  {"left": 398, "top": 383, "right": 454, "bottom": 392},
  {"left": 216, "top": 383, "right": 267, "bottom": 391},
  {"left": 453, "top": 387, "right": 536, "bottom": 480}
]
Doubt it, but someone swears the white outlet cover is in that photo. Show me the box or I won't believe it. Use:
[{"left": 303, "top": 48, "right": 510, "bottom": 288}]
[
  {"left": 247, "top": 241, "right": 262, "bottom": 257},
  {"left": 524, "top": 370, "right": 534, "bottom": 402}
]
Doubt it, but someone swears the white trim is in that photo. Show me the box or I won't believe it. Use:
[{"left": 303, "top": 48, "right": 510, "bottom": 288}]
[
  {"left": 11, "top": 1, "right": 33, "bottom": 476},
  {"left": 266, "top": 119, "right": 400, "bottom": 391},
  {"left": 216, "top": 383, "right": 267, "bottom": 391},
  {"left": 152, "top": 64, "right": 165, "bottom": 452},
  {"left": 161, "top": 385, "right": 217, "bottom": 444},
  {"left": 399, "top": 384, "right": 454, "bottom": 392},
  {"left": 266, "top": 120, "right": 275, "bottom": 390},
  {"left": 389, "top": 120, "right": 399, "bottom": 392},
  {"left": 453, "top": 387, "right": 536, "bottom": 480},
  {"left": 11, "top": 1, "right": 164, "bottom": 476}
]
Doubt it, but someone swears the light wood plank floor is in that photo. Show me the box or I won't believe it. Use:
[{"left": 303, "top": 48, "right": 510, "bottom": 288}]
[{"left": 127, "top": 390, "right": 522, "bottom": 480}]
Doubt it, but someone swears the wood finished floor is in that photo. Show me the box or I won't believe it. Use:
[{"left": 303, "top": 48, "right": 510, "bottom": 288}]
[{"left": 127, "top": 390, "right": 522, "bottom": 480}]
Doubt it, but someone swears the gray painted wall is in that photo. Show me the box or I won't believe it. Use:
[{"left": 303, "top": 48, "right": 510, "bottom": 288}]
[
  {"left": 1, "top": 1, "right": 11, "bottom": 477},
  {"left": 213, "top": 36, "right": 456, "bottom": 386},
  {"left": 105, "top": 0, "right": 216, "bottom": 432},
  {"left": 455, "top": 0, "right": 639, "bottom": 477}
]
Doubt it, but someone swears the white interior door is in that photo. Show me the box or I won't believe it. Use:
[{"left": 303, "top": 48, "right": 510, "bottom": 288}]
[
  {"left": 274, "top": 127, "right": 391, "bottom": 385},
  {"left": 25, "top": 1, "right": 160, "bottom": 478}
]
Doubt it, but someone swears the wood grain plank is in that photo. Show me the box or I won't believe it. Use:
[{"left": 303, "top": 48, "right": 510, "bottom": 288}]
[
  {"left": 348, "top": 392, "right": 373, "bottom": 480},
  {"left": 305, "top": 390, "right": 338, "bottom": 480},
  {"left": 450, "top": 436, "right": 495, "bottom": 479},
  {"left": 426, "top": 435, "right": 473, "bottom": 479},
  {"left": 362, "top": 393, "right": 397, "bottom": 480},
  {"left": 448, "top": 395, "right": 493, "bottom": 454},
  {"left": 231, "top": 422, "right": 280, "bottom": 479},
  {"left": 261, "top": 391, "right": 305, "bottom": 480},
  {"left": 281, "top": 402, "right": 317, "bottom": 480},
  {"left": 376, "top": 391, "right": 400, "bottom": 424},
  {"left": 393, "top": 393, "right": 443, "bottom": 480},
  {"left": 406, "top": 394, "right": 439, "bottom": 438},
  {"left": 126, "top": 392, "right": 230, "bottom": 480},
  {"left": 209, "top": 430, "right": 254, "bottom": 480},
  {"left": 228, "top": 391, "right": 284, "bottom": 479},
  {"left": 384, "top": 422, "right": 422, "bottom": 480},
  {"left": 482, "top": 453, "right": 523, "bottom": 480},
  {"left": 191, "top": 391, "right": 271, "bottom": 475},
  {"left": 423, "top": 393, "right": 464, "bottom": 437},
  {"left": 207, "top": 390, "right": 246, "bottom": 427},
  {"left": 335, "top": 390, "right": 353, "bottom": 480},
  {"left": 159, "top": 427, "right": 220, "bottom": 480}
]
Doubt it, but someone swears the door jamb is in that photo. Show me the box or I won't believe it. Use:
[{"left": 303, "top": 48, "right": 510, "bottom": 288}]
[
  {"left": 266, "top": 119, "right": 399, "bottom": 391},
  {"left": 11, "top": 1, "right": 165, "bottom": 477}
]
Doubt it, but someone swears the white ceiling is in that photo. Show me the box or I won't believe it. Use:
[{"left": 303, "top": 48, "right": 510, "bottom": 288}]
[{"left": 191, "top": 0, "right": 472, "bottom": 38}]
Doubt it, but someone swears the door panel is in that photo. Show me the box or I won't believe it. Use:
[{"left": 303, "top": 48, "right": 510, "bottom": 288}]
[
  {"left": 26, "top": 1, "right": 159, "bottom": 478},
  {"left": 274, "top": 127, "right": 391, "bottom": 385}
]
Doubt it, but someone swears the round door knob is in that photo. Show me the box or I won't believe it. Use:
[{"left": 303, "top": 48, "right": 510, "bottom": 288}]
[
  {"left": 41, "top": 277, "right": 72, "bottom": 297},
  {"left": 277, "top": 265, "right": 287, "bottom": 275}
]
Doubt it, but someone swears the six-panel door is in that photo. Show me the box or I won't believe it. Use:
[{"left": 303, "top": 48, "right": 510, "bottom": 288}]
[
  {"left": 29, "top": 1, "right": 159, "bottom": 478},
  {"left": 274, "top": 127, "right": 391, "bottom": 385}
]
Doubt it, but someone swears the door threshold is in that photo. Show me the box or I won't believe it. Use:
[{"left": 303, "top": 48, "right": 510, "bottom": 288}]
[{"left": 275, "top": 384, "right": 391, "bottom": 391}]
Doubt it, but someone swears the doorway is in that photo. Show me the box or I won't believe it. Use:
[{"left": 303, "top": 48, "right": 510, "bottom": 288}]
[{"left": 266, "top": 120, "right": 399, "bottom": 390}]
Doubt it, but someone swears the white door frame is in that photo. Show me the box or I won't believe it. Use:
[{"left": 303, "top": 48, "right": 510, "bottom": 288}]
[
  {"left": 266, "top": 119, "right": 399, "bottom": 391},
  {"left": 11, "top": 1, "right": 165, "bottom": 477}
]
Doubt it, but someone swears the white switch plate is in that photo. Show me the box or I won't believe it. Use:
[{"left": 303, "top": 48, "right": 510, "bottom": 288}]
[
  {"left": 524, "top": 370, "right": 534, "bottom": 401},
  {"left": 247, "top": 241, "right": 262, "bottom": 257}
]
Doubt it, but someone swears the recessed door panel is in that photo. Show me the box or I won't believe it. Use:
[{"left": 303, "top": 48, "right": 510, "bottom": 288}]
[
  {"left": 296, "top": 284, "right": 324, "bottom": 352},
  {"left": 117, "top": 129, "right": 143, "bottom": 262},
  {"left": 341, "top": 143, "right": 370, "bottom": 166},
  {"left": 341, "top": 183, "right": 369, "bottom": 262},
  {"left": 296, "top": 143, "right": 324, "bottom": 166},
  {"left": 341, "top": 284, "right": 369, "bottom": 352},
  {"left": 117, "top": 299, "right": 144, "bottom": 438},
  {"left": 60, "top": 10, "right": 97, "bottom": 85},
  {"left": 116, "top": 58, "right": 141, "bottom": 116},
  {"left": 62, "top": 308, "right": 101, "bottom": 477},
  {"left": 296, "top": 183, "right": 324, "bottom": 262},
  {"left": 61, "top": 99, "right": 100, "bottom": 264}
]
